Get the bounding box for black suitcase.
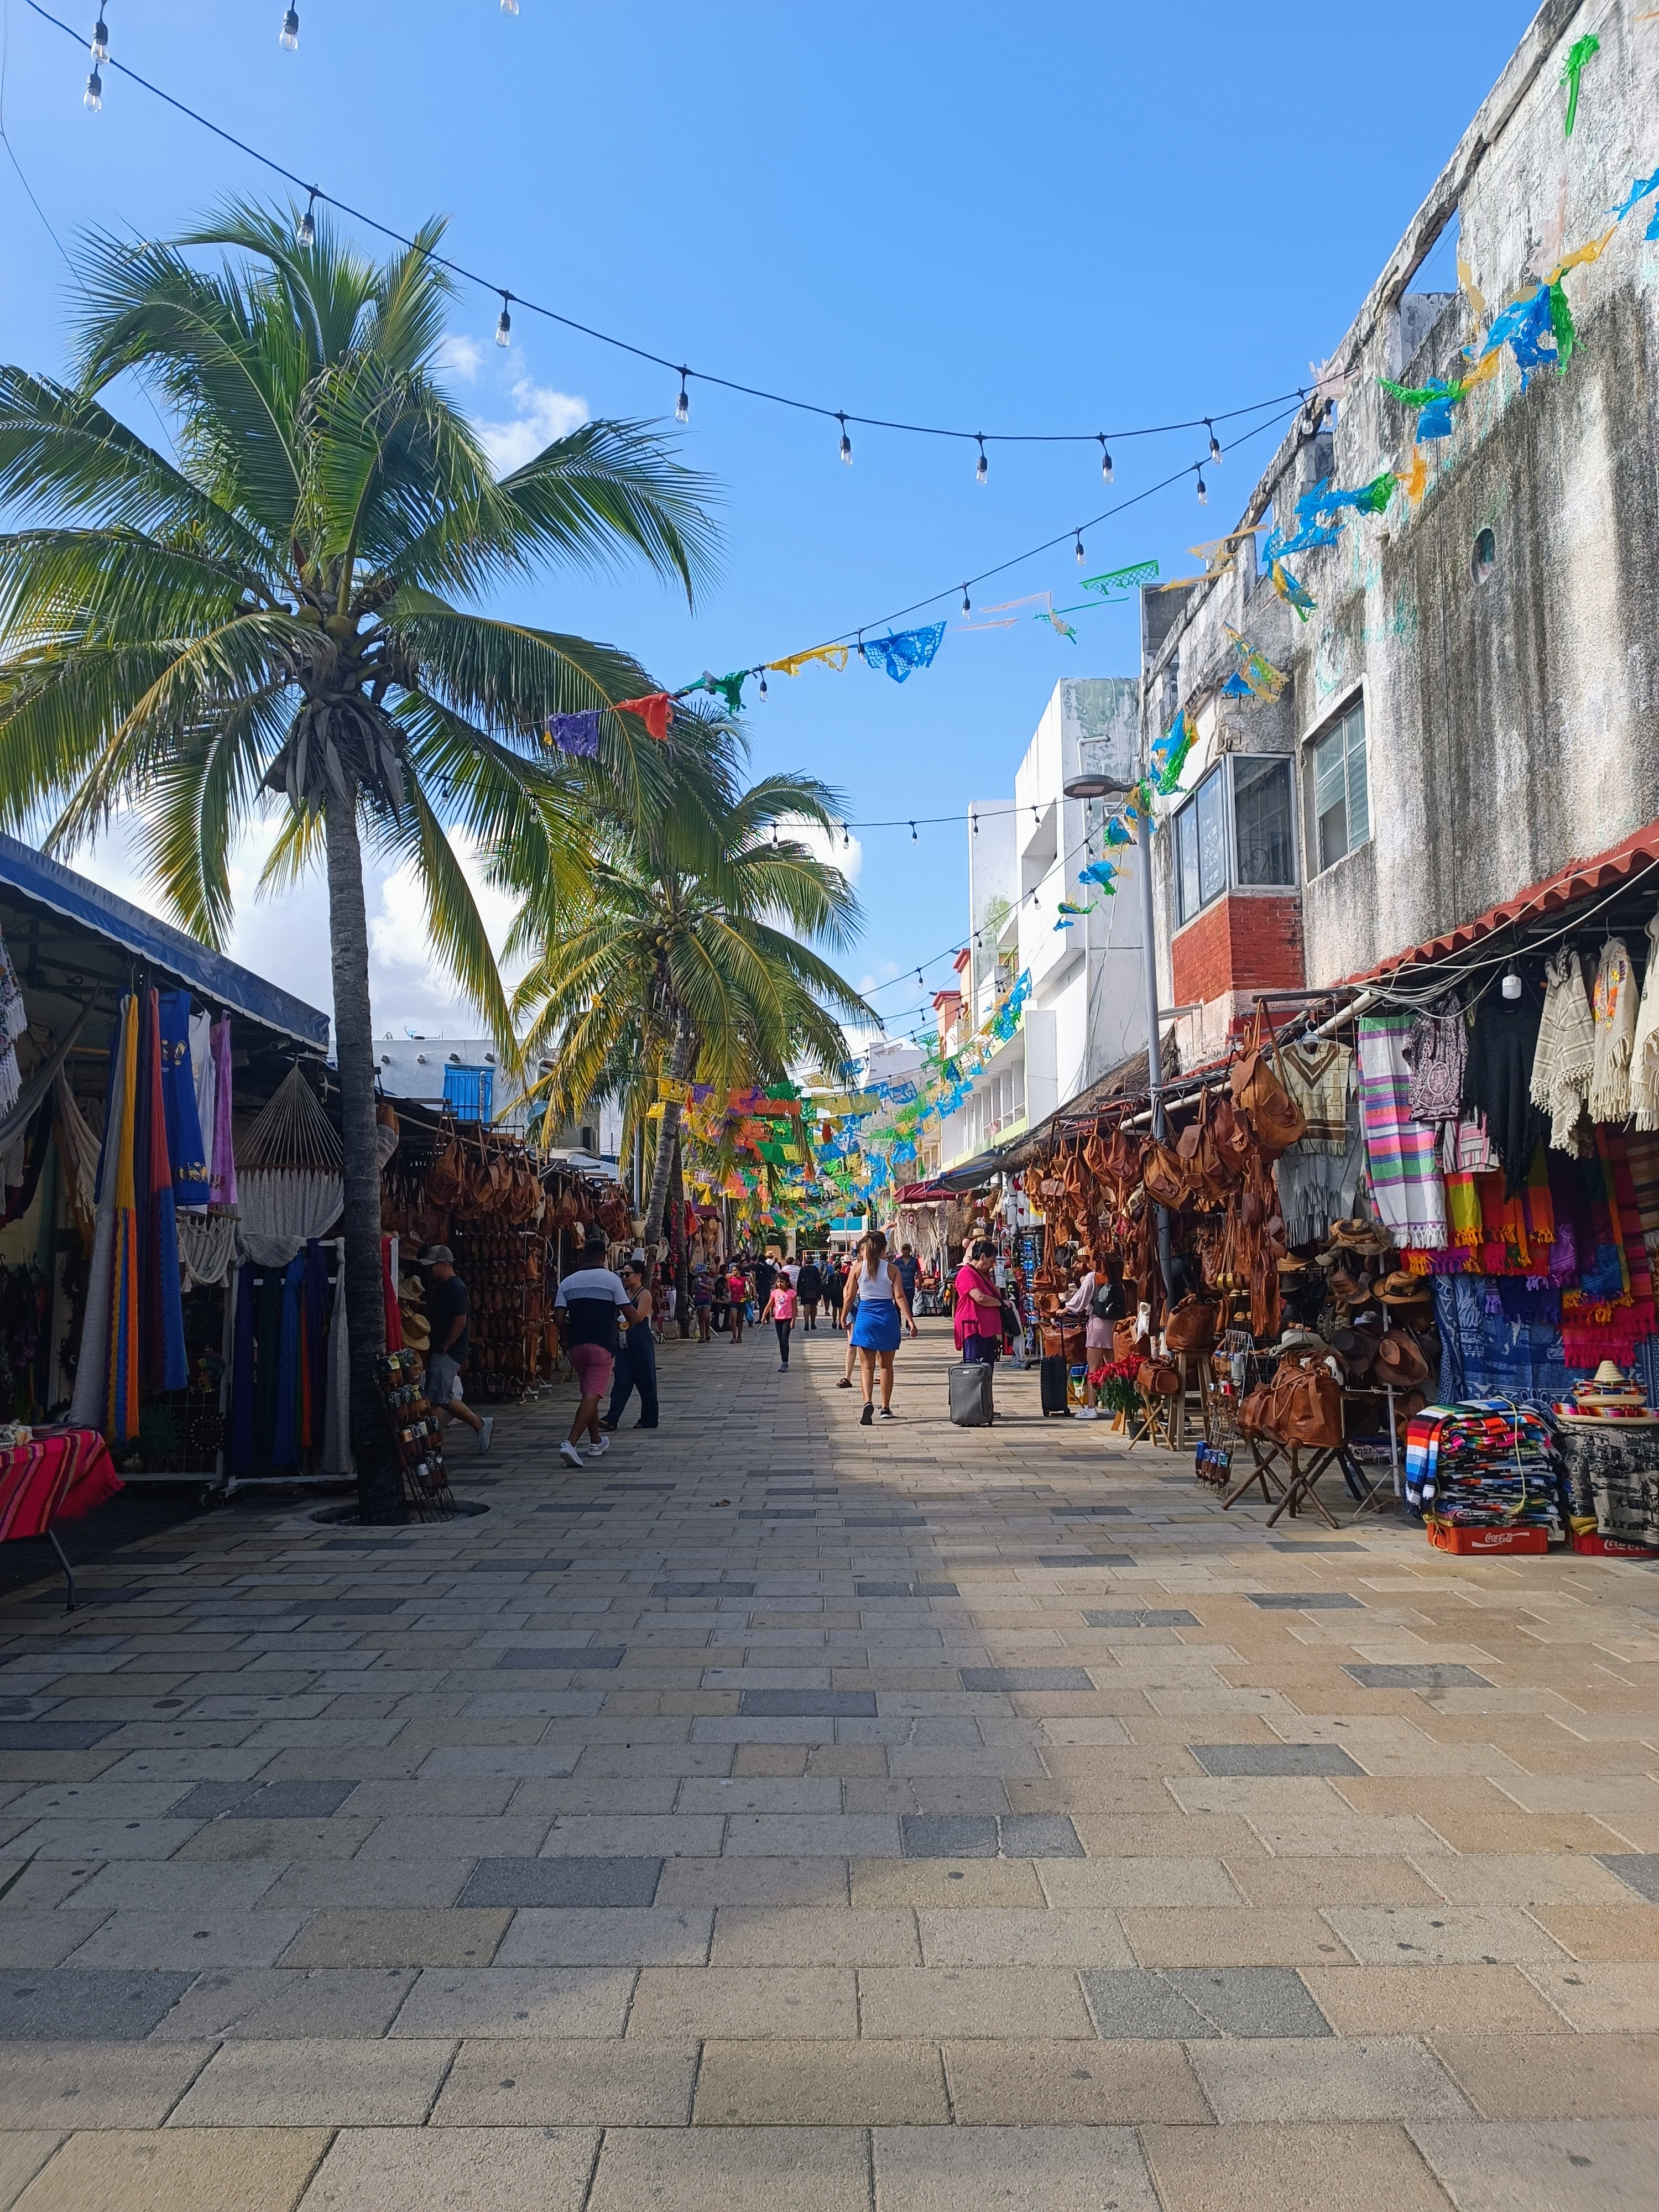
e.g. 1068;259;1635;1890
948;1360;995;1427
1040;1354;1072;1415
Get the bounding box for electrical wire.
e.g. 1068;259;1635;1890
22;0;1312;460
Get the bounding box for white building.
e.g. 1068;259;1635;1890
940;678;1147;1170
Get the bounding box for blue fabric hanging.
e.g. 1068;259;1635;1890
158;989;210;1208
860;623;946;683
271;1253;307;1468
229;1261;257;1473
547;709;601;758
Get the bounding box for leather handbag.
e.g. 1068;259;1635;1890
1267;1353;1343;1448
1137;1357;1181;1399
1164;1293;1219;1353
1141;1140;1190;1210
1231;1004;1308;1159
1042;1316;1088;1361
1239;1382;1274;1436
1113;1317;1147;1363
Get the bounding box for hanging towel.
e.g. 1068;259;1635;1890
1589;938;1639;1125
189;1010;216;1172
1531;948;1594;1153
159;990;211;1209
210;1018;238;1211
1630;912;1659;1130
1357;1012;1449;1249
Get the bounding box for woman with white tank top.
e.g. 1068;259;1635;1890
841;1228;916;1423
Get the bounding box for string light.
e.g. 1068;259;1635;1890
494;293;512;347
843;826;851;848
279;7;299;50
910;821;919;842
1097;435;1113;482
501;0;519;11
675;369;690;424
84;56;102;106
974;435;988;485
88;11;107;59
757;670;768;701
961;586;971;617
1207;418;1223;465
1074;531;1085;565
1195;467;1208;505
971;812;979;835
837;413;852;466
296;188;317;246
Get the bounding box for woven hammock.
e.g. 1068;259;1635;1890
237;1064;343;1266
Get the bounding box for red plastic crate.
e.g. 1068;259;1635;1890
1569;1529;1659;1559
1426;1519;1549;1556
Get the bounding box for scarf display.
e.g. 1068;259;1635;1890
1277;1039;1353;1152
1461;987;1546;1198
1530;948;1595;1154
1402;1002;1465;1124
1589;937;1639;1125
0;925;26;1119
1357;1012;1448;1248
210;1017;237;1211
1624;1128;1659;1256
138;991;188;1395
1559;1129;1656;1366
159;990;211;1209
68;1006;126;1432
1630;913;1659;1130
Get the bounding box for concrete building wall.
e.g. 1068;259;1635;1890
1140;0;1659;1048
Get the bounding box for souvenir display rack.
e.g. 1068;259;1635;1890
374;1347;455;1519
444;1225;555;1401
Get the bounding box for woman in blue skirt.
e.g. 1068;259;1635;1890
841;1228;916;1424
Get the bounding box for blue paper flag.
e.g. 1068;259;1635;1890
860;623;947;684
546;709;601;758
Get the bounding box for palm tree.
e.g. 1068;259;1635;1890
506;733;871;1252
0;200;716;1520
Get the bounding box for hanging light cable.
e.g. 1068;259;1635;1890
961;586;971;618
675;369;690;424
1097;434;1113;483
1206;418;1223;465
296;187;318;246
279;7;299;50
494;293;513;346
1195;465;1208;506
974;435;988;485
837;412;852;466
1074;531;1086;565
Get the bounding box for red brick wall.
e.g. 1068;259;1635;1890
1171;893;1305;1010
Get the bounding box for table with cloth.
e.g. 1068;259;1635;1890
0;1428;124;1609
1552;1423;1659;1545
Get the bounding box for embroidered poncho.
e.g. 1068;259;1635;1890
1589;938;1639;1126
1530;948;1594;1155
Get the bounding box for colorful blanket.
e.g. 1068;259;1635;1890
1358;1013;1448;1248
0;1428;122;1543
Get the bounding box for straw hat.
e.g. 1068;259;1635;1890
1378;1269;1430;1305
398;1272;427;1305
1276;1255;1311;1276
1593;1360;1630;1387
401;1312;431;1350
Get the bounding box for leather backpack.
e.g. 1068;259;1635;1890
1141;1140;1190;1211
1267;1352;1342;1448
1137;1356;1181;1399
1230;1004;1307;1160
1164;1293;1219;1353
1113;1317;1148;1363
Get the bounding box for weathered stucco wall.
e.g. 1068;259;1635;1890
1142;0;1659;1003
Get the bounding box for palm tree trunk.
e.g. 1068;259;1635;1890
324;792;402;1525
670;1132;690;1337
641;1007;693;1250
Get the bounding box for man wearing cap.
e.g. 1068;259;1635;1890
418;1246;494;1455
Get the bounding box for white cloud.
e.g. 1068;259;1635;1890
777;813;862;886
476;377;589;475
858;958;900;993
435;332;484;382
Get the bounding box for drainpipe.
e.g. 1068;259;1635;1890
1142;659;1176;1305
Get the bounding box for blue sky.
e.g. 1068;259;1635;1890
0;0;1538;1039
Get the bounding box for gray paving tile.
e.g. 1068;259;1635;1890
281;1598;409;1616
1051;1505;1131;1516
651;1583;757;1597
1079;1966;1330;2039
1191;1743;1364;1777
1344;1664;1493;1690
856;1583;958;1598
457;1856;663;1908
959;1668;1094;1692
1596;1854;1659;1902
0;1965;195;2038
1084;1609;1200;1627
536;1501;614;1513
465;1558;574;1573
738;1691;878;1717
998;1815;1084;1859
169;1780;260;1819
1248;1591;1365;1609
1079;1968;1219;2038
494;1646;627;1670
1037;1555;1136;1568
0;1722;118;1748
1268;1540;1366;1552
901;1815;999;1858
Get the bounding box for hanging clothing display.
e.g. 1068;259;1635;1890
1630;913;1659;1130
1276;1086;1364;1244
139;990;188;1395
106;994;140;1442
1357;1012;1449;1248
159;990;211;1209
1530;948;1595;1154
189;1009;216;1170
69;1006;127;1432
1589;937;1639;1126
210;1017;237;1211
321;1243;352;1476
1402;1001;1466;1125
0;924;25;1118
176;1212;239;1290
1276;1039;1353;1152
228;1262;257;1473
1460;987;1546;1198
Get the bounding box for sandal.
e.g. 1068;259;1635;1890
836;1378;853;1389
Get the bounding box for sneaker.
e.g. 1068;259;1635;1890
559;1440;584;1469
587;1433;611;1457
878;1407;897;1421
477;1416;495;1453
779;1363;789;1373
860;1403;874;1425
1073;1407;1098;1422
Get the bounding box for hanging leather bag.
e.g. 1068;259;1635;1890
1141;1140;1190;1210
1231;1004;1307;1160
1113;1317;1148;1363
1164;1292;1220;1353
1137;1356;1181;1399
1042;1314;1088;1362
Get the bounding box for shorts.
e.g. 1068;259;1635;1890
426;1352;463;1406
568;1342;615;1396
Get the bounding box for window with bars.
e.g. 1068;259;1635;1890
1310;696;1369;872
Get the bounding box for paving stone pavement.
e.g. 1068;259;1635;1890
1;1319;1657;2209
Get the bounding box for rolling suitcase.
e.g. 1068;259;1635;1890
948;1359;995;1427
1040;1354;1072;1415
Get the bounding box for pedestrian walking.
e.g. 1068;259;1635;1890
953;1238;1005;1366
554;1228;630;1468
709;1254;729;1337
760;1271;799;1369
895;1242;922;1310
416;1245;494;1455
836;1256;858;1389
1063;1251;1125;1418
602;1258;659;1431
752;1252;775;1316
796;1254;824;1329
691;1258;714;1343
843;1227;916;1422
724;1258;748;1343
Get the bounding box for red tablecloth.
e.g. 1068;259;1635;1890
0;1430;123;1542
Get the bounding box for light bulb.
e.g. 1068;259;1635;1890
1074;533;1085;565
495;295;512;346
1196;471;1208;505
501;0;519;11
974;435;988;485
1501;968;1522;1000
1207;418;1222;465
758;671;768;701
843;826;850;848
972;812;979;834
84;64;102;108
280;7;299;50
1098;435;1113;483
961;586;971;617
675;372;690;424
910;821;919;842
90;15;108;60
296;191;317;246
837;413;852;465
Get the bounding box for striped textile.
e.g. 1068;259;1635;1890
0;1429;122;1545
1358;1013;1448;1249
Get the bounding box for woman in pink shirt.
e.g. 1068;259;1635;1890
953;1238;1004;1364
760;1272;799;1370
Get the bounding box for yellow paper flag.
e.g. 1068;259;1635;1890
766;644;849;679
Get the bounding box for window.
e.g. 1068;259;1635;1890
1175;757;1296;925
1310;697;1369;872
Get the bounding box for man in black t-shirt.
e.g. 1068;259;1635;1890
751;1255;775;1314
418;1245;493;1454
